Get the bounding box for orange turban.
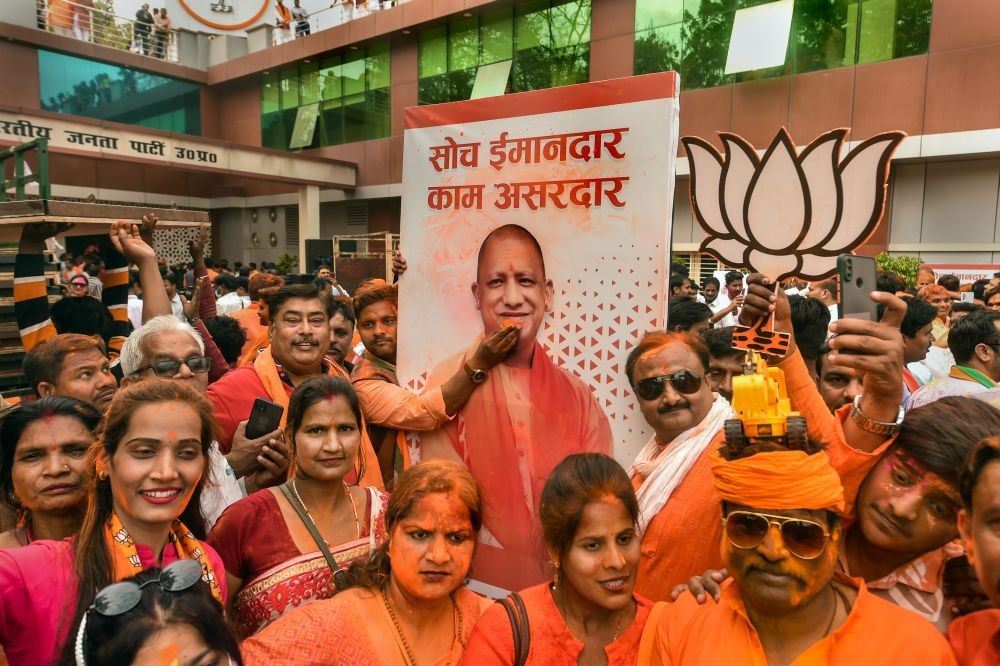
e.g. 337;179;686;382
710;449;845;514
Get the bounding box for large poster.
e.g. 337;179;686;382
397;73;678;592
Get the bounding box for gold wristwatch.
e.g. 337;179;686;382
849;395;903;436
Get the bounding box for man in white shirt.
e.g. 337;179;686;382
214;274;245;315
164;273;187;322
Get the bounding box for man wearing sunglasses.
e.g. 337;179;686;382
641;439;954;664
121;315;288;528
627;329;734;601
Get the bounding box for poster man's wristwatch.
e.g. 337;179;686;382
464;362;488;384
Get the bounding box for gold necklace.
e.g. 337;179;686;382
382;588;464;665
291;478;360;541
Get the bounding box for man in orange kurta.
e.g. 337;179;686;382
420;225;612;591
631;278;907;601
639;438;955;665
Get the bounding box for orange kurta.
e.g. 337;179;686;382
947;609;1000;666
639;575;957;666
632;348;893;601
462;582;653;665
420;342;612;592
241;585;491;666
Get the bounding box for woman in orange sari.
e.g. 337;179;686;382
463;453;654;664
208;375;388;637
241;459;492;665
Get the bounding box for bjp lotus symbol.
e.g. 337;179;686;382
682;128;905;281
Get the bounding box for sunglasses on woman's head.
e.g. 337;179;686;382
75;559;205;666
722;510;831;560
633;370;704;401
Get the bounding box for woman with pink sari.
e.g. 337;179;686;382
208;375;388;637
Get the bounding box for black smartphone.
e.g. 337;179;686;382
837;254;879;321
245;398;284;439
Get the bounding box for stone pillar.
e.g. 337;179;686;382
298;184;320;273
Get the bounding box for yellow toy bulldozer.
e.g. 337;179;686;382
724;349;808;450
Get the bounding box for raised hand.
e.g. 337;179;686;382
109;219;157;265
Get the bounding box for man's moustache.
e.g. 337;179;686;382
657;402;690;414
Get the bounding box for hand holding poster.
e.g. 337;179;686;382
397;73;679;593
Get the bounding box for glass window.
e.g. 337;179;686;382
419;26;448;78
300;62;320;106
261;43;390;150
449;17;480;72
481;8;514;65
38;50;200;135
261;71;280;115
634;0;932;90
319;55;342;101
635;0;682;32
418;1;590;105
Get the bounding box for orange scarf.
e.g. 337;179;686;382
105;512;222;602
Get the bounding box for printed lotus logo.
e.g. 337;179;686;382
682;128;905;280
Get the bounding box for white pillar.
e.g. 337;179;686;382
298;184;320;273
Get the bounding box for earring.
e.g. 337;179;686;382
552;561;560;589
98;471;108;481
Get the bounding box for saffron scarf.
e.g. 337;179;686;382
105;512;223;602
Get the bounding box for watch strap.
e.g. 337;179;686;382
849;395;902;436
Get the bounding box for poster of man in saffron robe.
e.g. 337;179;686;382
397;72;679;594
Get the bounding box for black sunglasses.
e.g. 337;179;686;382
633;370;704;401
75;559;204;665
723;510;831;560
133;356;212;378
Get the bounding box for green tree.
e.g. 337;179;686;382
875;252;922;288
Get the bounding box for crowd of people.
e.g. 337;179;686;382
0;216;997;665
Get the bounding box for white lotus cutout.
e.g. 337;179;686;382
682;128;905;281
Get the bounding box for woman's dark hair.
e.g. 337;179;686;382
539;453;639;557
0;397;101;510
895;396;1000;488
346;460;482;591
286;375;364;482
77;567;242;666
61;380;217;664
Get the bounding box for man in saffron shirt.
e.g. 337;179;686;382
640;438;956;665
420;224;612;591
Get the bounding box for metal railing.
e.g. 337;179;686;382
1;139;51;201
36;0;180;62
275;0;411;45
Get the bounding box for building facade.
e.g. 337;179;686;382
2;0;1000;276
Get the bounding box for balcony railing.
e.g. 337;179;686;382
36;0;180;62
273;0;411;46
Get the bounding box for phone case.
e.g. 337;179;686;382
838;254;879;321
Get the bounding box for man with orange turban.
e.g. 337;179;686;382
639;438;957;665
